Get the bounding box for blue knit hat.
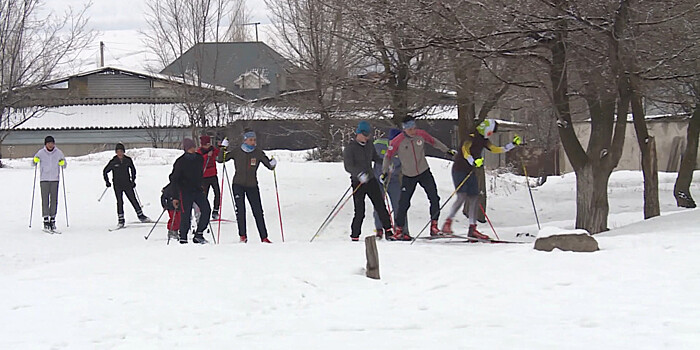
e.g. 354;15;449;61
388;128;401;140
356;120;371;135
243;130;256;140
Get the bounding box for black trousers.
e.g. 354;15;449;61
179;189;211;238
233;184;268;239
351;178;392;238
395;169;441;227
114;184;142;217
202;176;221;212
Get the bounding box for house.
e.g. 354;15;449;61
1;67;245;158
559;114;700;173
160;42;302;101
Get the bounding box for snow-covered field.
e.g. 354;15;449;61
1;148;699;349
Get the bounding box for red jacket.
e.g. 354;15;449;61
197;146;220;178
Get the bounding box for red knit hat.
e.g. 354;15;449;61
200;135;211;145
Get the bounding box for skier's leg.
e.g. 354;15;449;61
179;191;193;241
114;186;125;223
447;193;468;220
193;190;211;233
418;170;441;221
124;187;143;217
233;184;247;237
371;182;385;232
211;175;221;216
466;195;479;226
350;182;367;239
395;175;419;227
367;179;392;230
48;181;59;219
246;186;269;240
40;181;50;218
387;179;407;233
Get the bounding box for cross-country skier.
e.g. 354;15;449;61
217;129;276;243
381;116;456;240
103;143;150;228
372;128;407;239
33;136;66;232
197;135;222;220
161;181;180;241
440;119;521;239
344;121;394;242
169;138;211;244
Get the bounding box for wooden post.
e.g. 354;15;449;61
365;236;380;280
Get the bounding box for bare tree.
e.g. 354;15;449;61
0;0;93;150
225;0;250;42
265;0;365;160
143;0;235;134
138;105;185;148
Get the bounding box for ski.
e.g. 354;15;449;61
417;234;468;240
43;228;62;234
458;237;528;244
109;226;127;232
211;218;235;223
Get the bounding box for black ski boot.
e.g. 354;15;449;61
193;232;209;244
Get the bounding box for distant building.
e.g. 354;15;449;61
1;67;245;158
160;42;302;101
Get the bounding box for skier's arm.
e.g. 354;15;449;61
415;129;450;153
57;149;67;167
343;146;361;179
382;135;403;174
260;151;273;170
129;158;137;182
169;160;181;193
102;160;113;182
485;140;506;154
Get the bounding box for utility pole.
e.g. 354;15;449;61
243;22;261;42
99;41;105;67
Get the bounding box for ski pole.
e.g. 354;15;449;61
411;170;473;244
29;165;38;228
272;162;285;242
309;185;351;242
97;187;109;202
522;163;541;230
217;169;225;244
479;204;500;240
309;184;354;242
61;167;69;227
382;175;394;228
222;163;237;218
312;183;363;242
144;208;167;240
208;221;217;244
134;188;144;208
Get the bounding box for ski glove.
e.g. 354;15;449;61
357;172;370;184
269;158;277;169
467;155;484;167
513;135;522;145
220;138;229;148
58;159;66;167
380;173;389;184
106;181;111;188
33;157;40;166
446;149;458;157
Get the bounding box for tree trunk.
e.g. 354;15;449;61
674;107;699;208
575;164;612;233
631;83;660;219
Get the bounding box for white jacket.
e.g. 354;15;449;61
34;147;66;181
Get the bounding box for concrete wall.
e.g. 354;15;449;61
559;120;700;173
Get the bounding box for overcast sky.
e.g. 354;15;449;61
51;0;271;32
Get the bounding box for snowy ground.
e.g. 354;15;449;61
1;148;699;349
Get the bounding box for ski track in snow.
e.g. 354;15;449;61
1;148;699;349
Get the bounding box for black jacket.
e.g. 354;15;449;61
103;155;136;187
161;182;179;210
218;146;272;187
169;152;204;194
343;139;382;182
